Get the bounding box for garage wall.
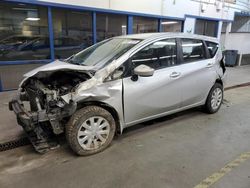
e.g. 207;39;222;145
35;0;247;21
0;64;43;90
38;0;110;9
110;0;162;16
221;33;250;54
1;0;249;91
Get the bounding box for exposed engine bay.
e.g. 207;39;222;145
22;71;92;109
10;70;93;153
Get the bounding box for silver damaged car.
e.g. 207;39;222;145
9;33;226;155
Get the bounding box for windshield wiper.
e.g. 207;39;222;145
69;60;82;65
65;55;75;62
65;55;83;65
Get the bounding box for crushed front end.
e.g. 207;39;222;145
9;70;92;153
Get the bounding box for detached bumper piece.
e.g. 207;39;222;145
9;99;59;154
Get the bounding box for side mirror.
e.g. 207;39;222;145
134;64;155;77
111;66;124;80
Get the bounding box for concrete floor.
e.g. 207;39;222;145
0;90;25;142
0;86;250;188
226;65;250;87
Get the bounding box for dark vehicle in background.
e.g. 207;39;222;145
0;35;91;60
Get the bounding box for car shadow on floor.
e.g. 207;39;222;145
120;98;231;139
59;107;204;156
12;103;227;156
119;107;204;139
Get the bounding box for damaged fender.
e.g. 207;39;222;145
61;62;125;132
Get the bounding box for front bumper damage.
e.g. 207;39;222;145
9;91;77;153
9;61;123;153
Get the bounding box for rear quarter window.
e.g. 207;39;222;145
205;41;219;58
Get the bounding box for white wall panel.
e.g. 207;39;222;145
38;0;110;9
33;0;250;56
37;0;248;21
217;21;223;39
221;33;250;54
162;0;200;18
183;17;196;34
110;0;162;15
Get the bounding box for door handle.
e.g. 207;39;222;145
170;72;181;78
206;63;213;68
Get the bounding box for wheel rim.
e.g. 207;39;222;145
77;116;110;150
211;88;223;110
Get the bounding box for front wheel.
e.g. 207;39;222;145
66;106;116;156
204;83;223;114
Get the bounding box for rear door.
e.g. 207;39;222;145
177;38;217;107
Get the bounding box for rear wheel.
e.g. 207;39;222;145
204;83;223;114
66;106;116;156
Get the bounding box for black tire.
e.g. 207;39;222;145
204;83;223;114
66;106;116;156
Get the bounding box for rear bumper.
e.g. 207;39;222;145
221;71;227;89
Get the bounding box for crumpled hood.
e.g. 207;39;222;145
24;60;96;78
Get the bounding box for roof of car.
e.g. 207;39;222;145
116;32;218;43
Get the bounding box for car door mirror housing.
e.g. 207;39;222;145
133;64;155;77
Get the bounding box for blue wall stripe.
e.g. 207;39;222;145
48;6;55;61
235;11;250;17
0;60;51;66
127;16;133;34
193;18;219;37
1;88;18;92
0;76;3;92
92;12;97;44
181;21;184;32
158;19;162;32
214;21;219;37
185;14;233;22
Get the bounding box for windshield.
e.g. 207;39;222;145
66;38;141;66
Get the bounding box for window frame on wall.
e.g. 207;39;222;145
0;2;51;62
96;12;127;42
231;14;250;33
0;1;185;66
160;19;183;33
51;7;93;59
194;19;219;37
133;16;158;34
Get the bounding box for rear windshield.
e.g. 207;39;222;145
205;41;219;58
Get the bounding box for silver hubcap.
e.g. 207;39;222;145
77;116;110;150
211;88;223;110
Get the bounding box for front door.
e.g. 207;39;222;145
123;38;182;125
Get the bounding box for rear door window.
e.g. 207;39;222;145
181;38;206;63
205;41;219;58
